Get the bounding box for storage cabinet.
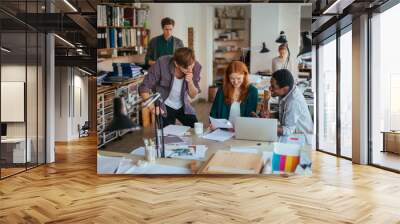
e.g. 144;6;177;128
97;78;143;148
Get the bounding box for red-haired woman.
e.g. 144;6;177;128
209;61;258;130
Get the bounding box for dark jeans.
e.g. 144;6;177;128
163;105;198;128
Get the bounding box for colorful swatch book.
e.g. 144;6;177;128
272;153;300;173
271;143;301;173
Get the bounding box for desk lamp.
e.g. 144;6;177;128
104;97;135;132
105;94;166;158
241;42;270;65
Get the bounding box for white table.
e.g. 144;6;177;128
1;138;32;163
97;131;312;175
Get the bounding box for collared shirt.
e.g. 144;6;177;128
156;35;174;59
145;35;184;65
139;55;202;115
279;86;314;144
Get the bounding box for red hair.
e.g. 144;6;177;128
223;61;249;104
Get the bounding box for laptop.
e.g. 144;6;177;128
235;117;278;142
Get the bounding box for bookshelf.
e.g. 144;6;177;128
97;3;149;148
97;4;150;59
97;77;143;148
213;6;250;86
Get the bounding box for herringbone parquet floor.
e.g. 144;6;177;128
1;136;400;224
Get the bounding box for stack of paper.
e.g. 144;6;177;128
98;153;192;174
125;163;191;174
116;157;136;174
210;117;233;129
163;125;191;137
97;154;123;174
201;129;234;142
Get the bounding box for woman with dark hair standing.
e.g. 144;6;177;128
209;61;258;130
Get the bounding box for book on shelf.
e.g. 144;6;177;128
97;4;148;28
136;9;147;27
97;27;149;50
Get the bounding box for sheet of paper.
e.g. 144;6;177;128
131;145;207;160
124;163;191;174
262;151;273;163
130;146;145;156
165;145;208;160
97;154;123;174
262;151;273;174
164;136;186;145
210;117;233;129
201;129;234;142
116;157;136;174
163;125;191;137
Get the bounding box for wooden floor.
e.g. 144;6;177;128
0;136;399;223
372;151;400;171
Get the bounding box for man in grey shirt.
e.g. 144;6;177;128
261;69;313;144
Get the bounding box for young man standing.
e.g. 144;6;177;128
139;47;201;128
145;17;184;67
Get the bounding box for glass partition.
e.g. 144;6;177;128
0;0;46;179
370;3;400;171
339;29;352;158
317;37;337;155
0;25;28;178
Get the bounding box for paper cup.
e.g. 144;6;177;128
194;122;203;135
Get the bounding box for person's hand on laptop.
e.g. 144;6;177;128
259;110;270;118
257;104;271;118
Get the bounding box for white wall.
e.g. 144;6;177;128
72;74;89;138
55;67;89;141
279;4;301;72
55;67;69;141
250;4;279;73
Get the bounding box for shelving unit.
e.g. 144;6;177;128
97;77;144;148
213;6;250;86
97;3;150;60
